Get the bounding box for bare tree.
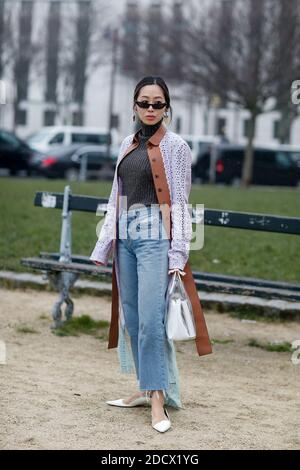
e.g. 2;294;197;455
71;0;92;124
0;0;15;79
120;0;142;79
163;1;185;83
141;1;166;75
45;0;61;106
0;1;46;130
184;0;287;187
13;0;34;129
58;0;112;125
1;0;120;129
0;0;4;79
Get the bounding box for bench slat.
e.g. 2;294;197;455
20;257;111;277
34;191;108;213
38;251;300;293
33;192;300;235
20;256;300;302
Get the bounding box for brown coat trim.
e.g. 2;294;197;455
108;123;212;357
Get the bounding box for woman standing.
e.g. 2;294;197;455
90;76;212;433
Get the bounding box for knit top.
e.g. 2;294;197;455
117;118;164;210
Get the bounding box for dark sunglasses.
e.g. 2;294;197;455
135;100;167;110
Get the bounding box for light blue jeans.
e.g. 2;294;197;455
117;204;171;392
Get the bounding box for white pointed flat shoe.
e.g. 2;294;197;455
106;396;150;408
152;407;171;433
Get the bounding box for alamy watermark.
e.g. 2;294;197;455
291;80;300;105
291;339;300;365
94;199;205;251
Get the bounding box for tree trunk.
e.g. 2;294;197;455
241;111;257;187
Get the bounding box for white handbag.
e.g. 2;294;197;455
165;271;196;341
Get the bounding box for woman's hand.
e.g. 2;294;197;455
93;261;104;266
168;268;186;276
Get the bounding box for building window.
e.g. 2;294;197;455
273;119;280;139
72;110;84;126
110;113;119;129
16;108;27;125
217;117;227;136
44;110;56;126
175;116;181;133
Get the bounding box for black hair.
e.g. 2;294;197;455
133;75;173;125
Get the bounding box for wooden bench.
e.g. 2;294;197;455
20;185;300;328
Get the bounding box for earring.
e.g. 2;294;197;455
164;111;169;118
133;114;136;121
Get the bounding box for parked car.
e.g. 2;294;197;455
192;155;208;183
26;126;119;153
34;143;118;180
195;144;300;187
0;128;43;176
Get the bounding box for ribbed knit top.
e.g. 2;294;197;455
117;118;163;210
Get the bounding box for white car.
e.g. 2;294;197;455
26;126;119;153
180;134;221;165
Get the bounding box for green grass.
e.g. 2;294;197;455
52;314;109;337
228;307;279;322
189;184;300;282
211;338;234;345
247;338;293;352
16;325;39;334
0;177;299;283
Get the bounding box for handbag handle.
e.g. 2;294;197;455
168;268;186;277
167;270;184;299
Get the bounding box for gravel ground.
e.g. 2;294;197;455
1;287;299;450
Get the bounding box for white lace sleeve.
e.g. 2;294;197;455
89;136;131;265
168;141;193;271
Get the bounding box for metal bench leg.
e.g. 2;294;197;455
47;271;79;328
45;185;81;328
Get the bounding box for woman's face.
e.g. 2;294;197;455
134;84;167;126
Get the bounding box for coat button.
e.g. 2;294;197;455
152;158;156;162
158;188;162;192
155;174;159;178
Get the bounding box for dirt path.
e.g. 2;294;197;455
0;287;299;450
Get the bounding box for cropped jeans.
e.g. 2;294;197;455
116;204;171;393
